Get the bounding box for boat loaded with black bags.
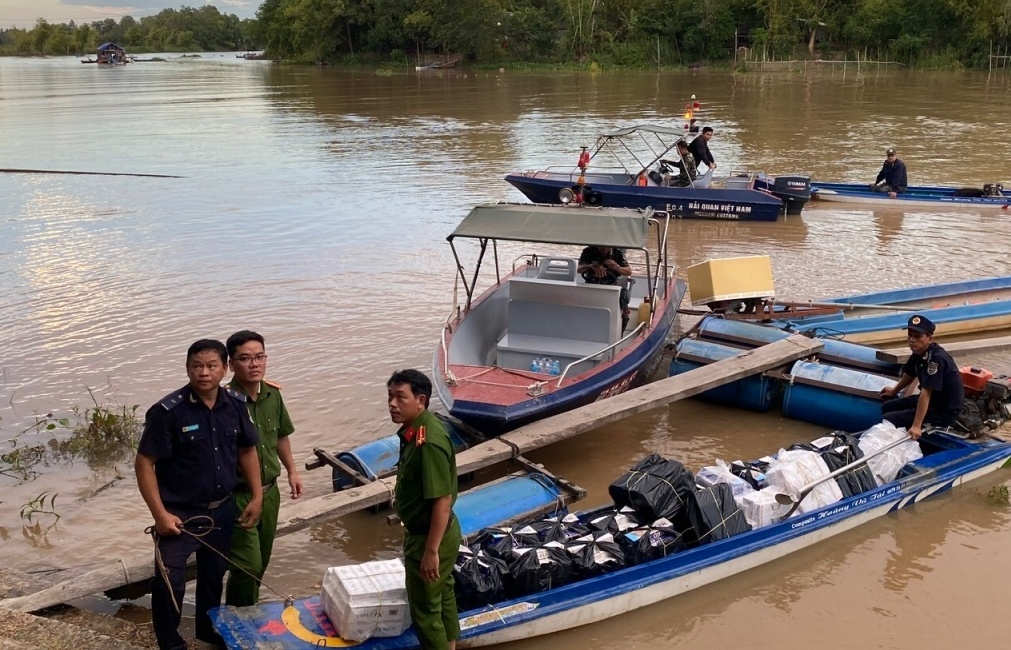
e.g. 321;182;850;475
210;374;1011;648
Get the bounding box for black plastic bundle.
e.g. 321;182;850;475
582;506;641;535
478;527;541;561
729;459;771;490
513;515;590;544
617;518;688;565
565;532;625;578
454;551;510;612
455;544;475;567
608;454;696;521
508;543;574;595
685;483;751;545
817;433;877;497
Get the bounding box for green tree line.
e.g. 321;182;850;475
2;0;1010;67
0;5;255;55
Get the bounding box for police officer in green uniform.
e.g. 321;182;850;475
388;369;461;650
225;330;304;606
136;339;262;649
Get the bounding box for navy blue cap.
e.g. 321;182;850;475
906;314;935;335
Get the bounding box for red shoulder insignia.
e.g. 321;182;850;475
416;425;426;446
264;379;283;391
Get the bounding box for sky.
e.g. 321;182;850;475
0;0;258;28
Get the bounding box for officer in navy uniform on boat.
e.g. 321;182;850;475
135;339;262;650
879;315;965;440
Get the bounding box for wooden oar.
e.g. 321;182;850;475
0;168;183;179
774;299;917;312
774;437;911;513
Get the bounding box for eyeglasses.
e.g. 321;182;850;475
233;354;268;365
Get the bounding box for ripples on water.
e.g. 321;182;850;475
3;56;1011;646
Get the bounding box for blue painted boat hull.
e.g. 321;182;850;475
812;181;1010;209
505;174;784;222
773;297;1011;344
781;360;896;432
210;432;1011;649
670;338;777;411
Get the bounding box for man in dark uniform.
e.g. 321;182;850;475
879;315;964;440
687;126;717;172
389;369;461;650
135;339;262;649
871;147;908;198
225;330;303;607
578;244;633;331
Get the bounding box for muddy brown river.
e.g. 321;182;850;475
2;55;1011;647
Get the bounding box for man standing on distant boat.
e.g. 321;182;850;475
390;369;461;650
688;126;717;172
225;330;303;607
879;315;964;440
871;147;908;198
579;244;633;331
136;339;262;649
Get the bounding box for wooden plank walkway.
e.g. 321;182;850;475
0;334;822;614
876;334;1011;364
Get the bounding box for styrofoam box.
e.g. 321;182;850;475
321;559;412;641
325;561;408;607
324;592;410;641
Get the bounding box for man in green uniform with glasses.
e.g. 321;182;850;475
224;330;304;606
388;369;461;650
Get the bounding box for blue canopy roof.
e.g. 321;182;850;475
97;42;124;51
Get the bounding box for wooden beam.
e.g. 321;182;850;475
877;334;1011;364
0;335;821;614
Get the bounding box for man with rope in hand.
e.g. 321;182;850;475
136;339;262;649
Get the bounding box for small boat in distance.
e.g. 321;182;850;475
81;42;131;65
434;202;686;436
415;54;462;70
812;181;1009;209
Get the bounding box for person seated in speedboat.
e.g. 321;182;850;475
577;245;632;332
879;314;964;440
870;147;908;198
659;140;698;188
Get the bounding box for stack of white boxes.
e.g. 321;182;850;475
320;559;412;641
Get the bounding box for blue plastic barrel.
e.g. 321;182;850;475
670;338;776;411
781;360;895;432
456;473;565;537
696;317;900;375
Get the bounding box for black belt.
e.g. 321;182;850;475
204;494;232;510
235;478;277;493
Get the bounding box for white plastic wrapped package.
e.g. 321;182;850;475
765;448;843;515
737;487;790;529
858;421;923;485
695;459;756;499
320;559;411;641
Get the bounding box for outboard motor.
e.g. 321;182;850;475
770;175;812;215
983;183;1005;197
